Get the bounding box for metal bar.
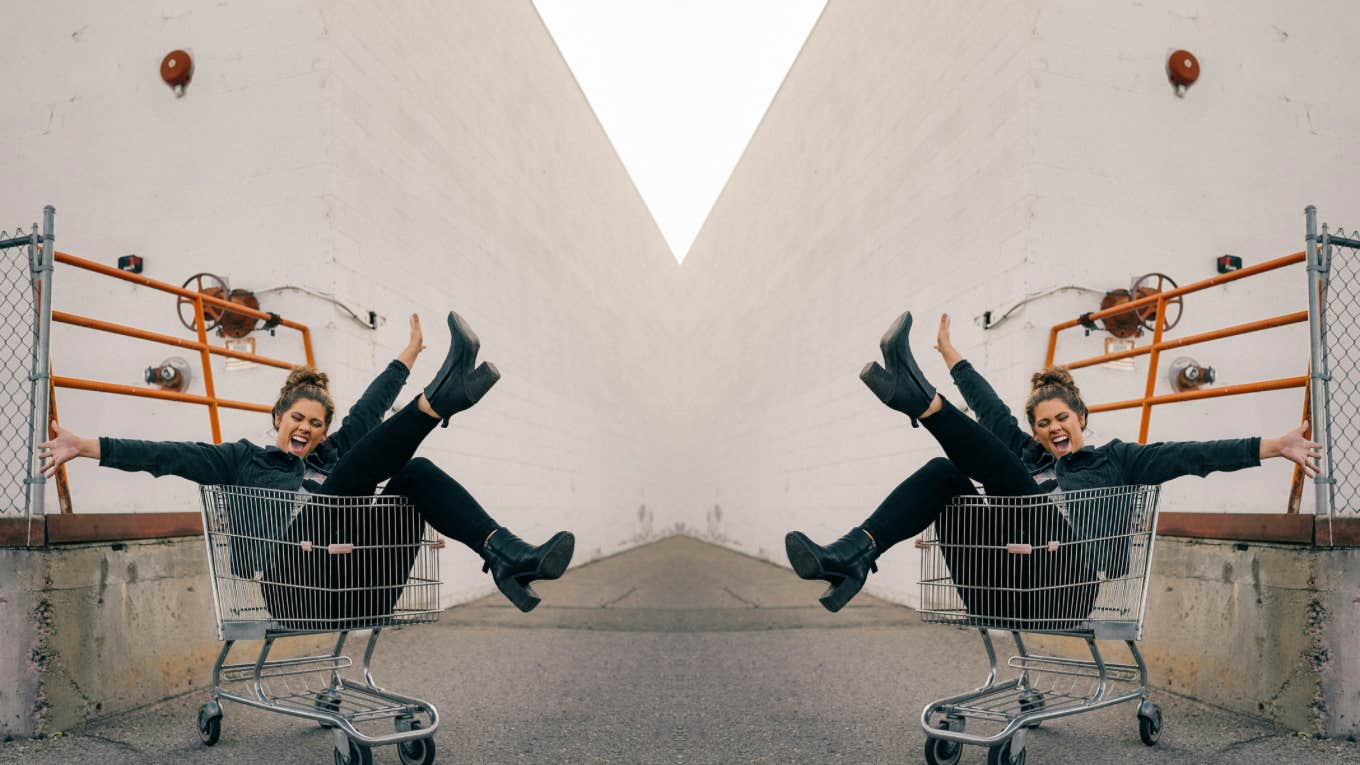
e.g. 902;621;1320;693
301;326;315;367
0;235;33;249
53;310;297;370
1326;235;1360;249
29;208;56;534
53;375;271;412
1063;311;1308;371
1305;206;1333;525
52;251;308;330
1088;376;1307;413
1045;326;1059;367
1287;360;1312;514
193;297;223;442
1051;251;1305;331
47;376;72;513
1137;295;1167;442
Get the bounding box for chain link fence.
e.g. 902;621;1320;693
0;208;53;531
1309;207;1360;518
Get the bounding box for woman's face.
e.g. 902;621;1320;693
1031;398;1086;459
274;399;329;458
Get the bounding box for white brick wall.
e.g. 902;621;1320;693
0;0;679;606
680;0;1360;607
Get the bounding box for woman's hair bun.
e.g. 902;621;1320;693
283;366;329;393
1030;366;1077;394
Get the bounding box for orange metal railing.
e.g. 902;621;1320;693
1045;251;1308;444
50;251;314;445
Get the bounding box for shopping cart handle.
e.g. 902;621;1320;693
298;541;354;554
1005;541;1063;554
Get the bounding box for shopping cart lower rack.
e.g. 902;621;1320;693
916;485;1164;765
197;485;444;765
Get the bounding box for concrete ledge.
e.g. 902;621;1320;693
1023;536;1359;736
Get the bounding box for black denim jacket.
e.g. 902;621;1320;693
950;359;1260;491
99;359;411;490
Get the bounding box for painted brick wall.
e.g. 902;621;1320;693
679;0;1360;608
0;0;680;607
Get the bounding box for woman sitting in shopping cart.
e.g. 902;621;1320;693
38;311;573;613
785;311;1321;612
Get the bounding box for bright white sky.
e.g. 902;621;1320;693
533;0;826;263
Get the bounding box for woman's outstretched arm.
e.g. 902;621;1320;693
935;313;1037;460
324;314;423;456
1110;423;1321;485
39;423;252;484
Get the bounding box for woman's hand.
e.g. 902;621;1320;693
396;314;426;371
1262;422;1323;477
934;313;964;371
37;423;96;478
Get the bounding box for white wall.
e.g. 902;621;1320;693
680;0;1360;607
0;0;680;606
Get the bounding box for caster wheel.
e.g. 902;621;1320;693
397;721;437;765
316;689;342;729
1138;702;1163;746
196;703;222;746
925;716;963;765
987;737;1026;765
1019;689;1045;728
334;738;373;765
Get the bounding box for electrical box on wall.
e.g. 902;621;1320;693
1217;255;1242;273
118;255;143;273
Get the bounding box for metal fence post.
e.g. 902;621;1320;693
1304;206;1333;536
27;206;54;535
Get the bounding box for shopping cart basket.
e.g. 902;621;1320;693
917;484;1163;765
196;485;444;765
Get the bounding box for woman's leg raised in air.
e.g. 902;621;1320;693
318;310;500;497
786;457;975;612
385;458;575;613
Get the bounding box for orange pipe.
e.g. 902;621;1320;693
53;311;297;370
301;326;315;367
1138;296;1167;441
193;297;223;442
53;376;272;413
1051;251;1305;331
1063;311;1309;371
53;251;308;330
1088;376;1307;414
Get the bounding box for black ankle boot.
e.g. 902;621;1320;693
784;529;877;613
859;310;937;427
424;311;501;427
481;529;575;613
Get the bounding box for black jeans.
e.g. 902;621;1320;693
860;398;1095;629
264;398;499;629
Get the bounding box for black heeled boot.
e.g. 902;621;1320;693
859;310;937;427
784;529;878;613
481;529;575;613
424;311;501;427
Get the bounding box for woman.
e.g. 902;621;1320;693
38;311;573;614
786;311;1320;613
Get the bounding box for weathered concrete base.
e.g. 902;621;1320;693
0;538;334;738
1022;537;1359;737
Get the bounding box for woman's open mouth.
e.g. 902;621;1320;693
1051;435;1071;454
288;435;310;454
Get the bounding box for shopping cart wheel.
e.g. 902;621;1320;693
924;716;963;765
316;689;342;728
397;720;437;765
334;737;373;765
986;735;1026;765
1137;701;1163;746
196;701;222;746
1019;689;1045;728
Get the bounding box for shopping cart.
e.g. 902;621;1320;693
196;485;444;765
916;485;1163;765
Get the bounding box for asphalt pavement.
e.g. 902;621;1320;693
2;535;1355;764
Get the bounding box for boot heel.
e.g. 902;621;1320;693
536;531;575;580
496;577;542;613
784;532;823;579
819;577;864;613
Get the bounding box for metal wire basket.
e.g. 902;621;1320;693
917;484;1161;640
199;484;442;639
